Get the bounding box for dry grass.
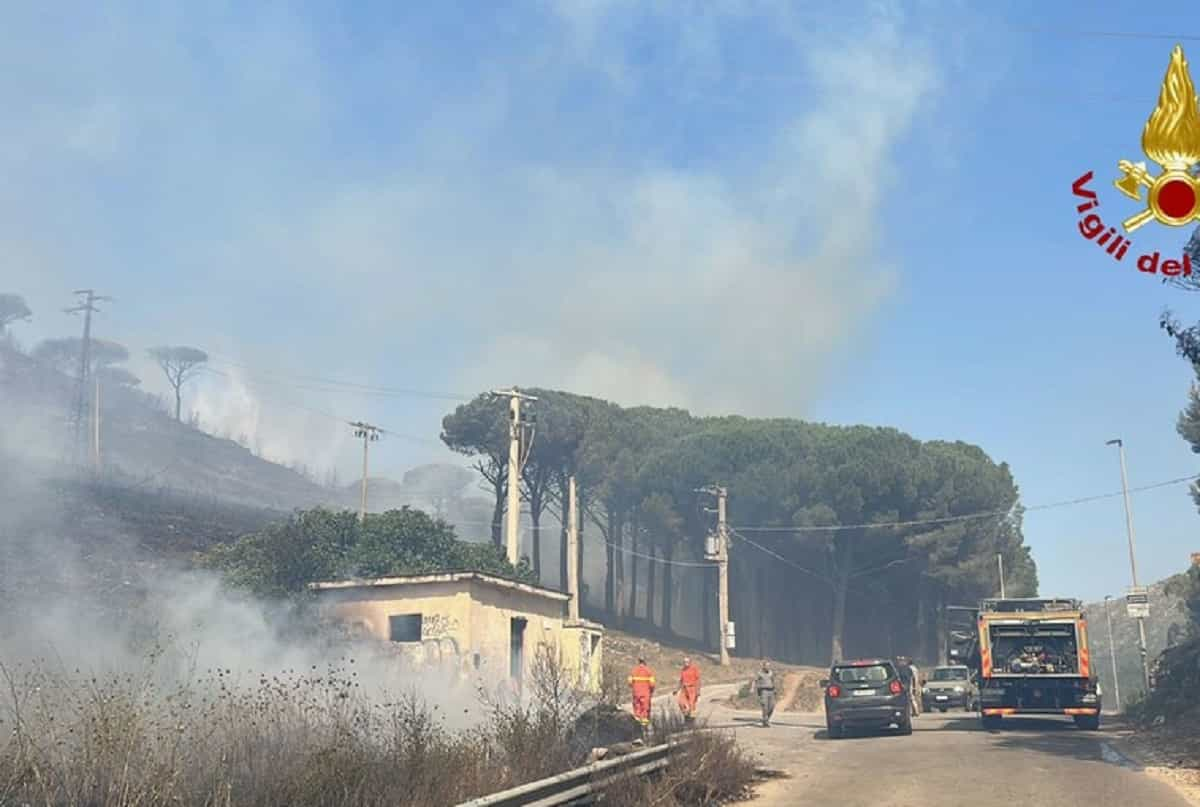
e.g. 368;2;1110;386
0;643;595;807
602;629;805;687
600;726;758;806
726;669;827;713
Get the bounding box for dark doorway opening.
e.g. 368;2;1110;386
510;617;527;685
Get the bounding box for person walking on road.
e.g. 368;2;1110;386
675;657;701;723
896;656;920;717
754;662;776;727
628;656;656;729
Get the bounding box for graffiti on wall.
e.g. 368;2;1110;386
420;613;459;641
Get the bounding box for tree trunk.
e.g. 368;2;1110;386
530;488;543;582
629;515;639;621
662;541;675;636
490;480;505;549
830;538;855;664
612;508;625;627
916;586;928;664
703;565;715;650
604;506;615;617
936;586;948;666
756;563;767;660
173;384;182;421
646;542;657;626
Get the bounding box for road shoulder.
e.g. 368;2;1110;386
1104;717;1200;807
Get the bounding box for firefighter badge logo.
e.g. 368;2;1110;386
1114;45;1200;232
1072;45;1200;278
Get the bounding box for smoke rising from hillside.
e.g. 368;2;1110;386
0;395;481;733
0;1;952;454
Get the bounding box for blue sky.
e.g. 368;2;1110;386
4;1;1200;602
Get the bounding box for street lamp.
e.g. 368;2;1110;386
1103;595;1122;712
1106;438;1151;690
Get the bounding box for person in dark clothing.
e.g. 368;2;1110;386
895;656;919;717
754;663;776;727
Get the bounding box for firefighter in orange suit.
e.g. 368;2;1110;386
675;657;700;722
628;656;656;727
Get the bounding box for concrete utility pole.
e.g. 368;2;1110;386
350;421;383;523
1104;595;1122;712
997;554;1006;598
717;487;730;666
1107;438;1151;691
491;388;538;566
65;289;111;465
697;484;731;666
567;474;580;621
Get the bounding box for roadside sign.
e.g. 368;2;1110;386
1126;587;1150;618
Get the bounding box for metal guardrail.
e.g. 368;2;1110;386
455;736;694;807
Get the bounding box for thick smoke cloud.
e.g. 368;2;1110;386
0;1;951;479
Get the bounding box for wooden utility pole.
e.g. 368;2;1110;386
64;289;111;465
567;474;580;621
490;388;538;566
349;421;382;522
698;484;732;666
997;554;1006;598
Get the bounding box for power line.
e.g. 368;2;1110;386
536;483;713;569
199;366;442;445
203;352;471;402
727;528;879;597
603;539;715;569
730;473;1200;533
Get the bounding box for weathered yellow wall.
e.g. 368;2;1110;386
467;580;565;685
560;624;604;694
314;578;602;693
314;582;475;670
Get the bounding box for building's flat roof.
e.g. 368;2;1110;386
308;571;571;602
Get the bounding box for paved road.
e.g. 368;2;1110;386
682;694;1194;807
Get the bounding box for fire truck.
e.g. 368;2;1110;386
958;597;1102;730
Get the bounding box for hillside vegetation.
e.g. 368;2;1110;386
1085;578;1189;706
4;309;1045;677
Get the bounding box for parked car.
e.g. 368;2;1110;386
821;658;913;739
920;664;978;712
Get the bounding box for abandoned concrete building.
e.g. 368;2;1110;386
309;571;604;693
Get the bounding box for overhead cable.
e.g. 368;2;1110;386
730;474;1200;533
